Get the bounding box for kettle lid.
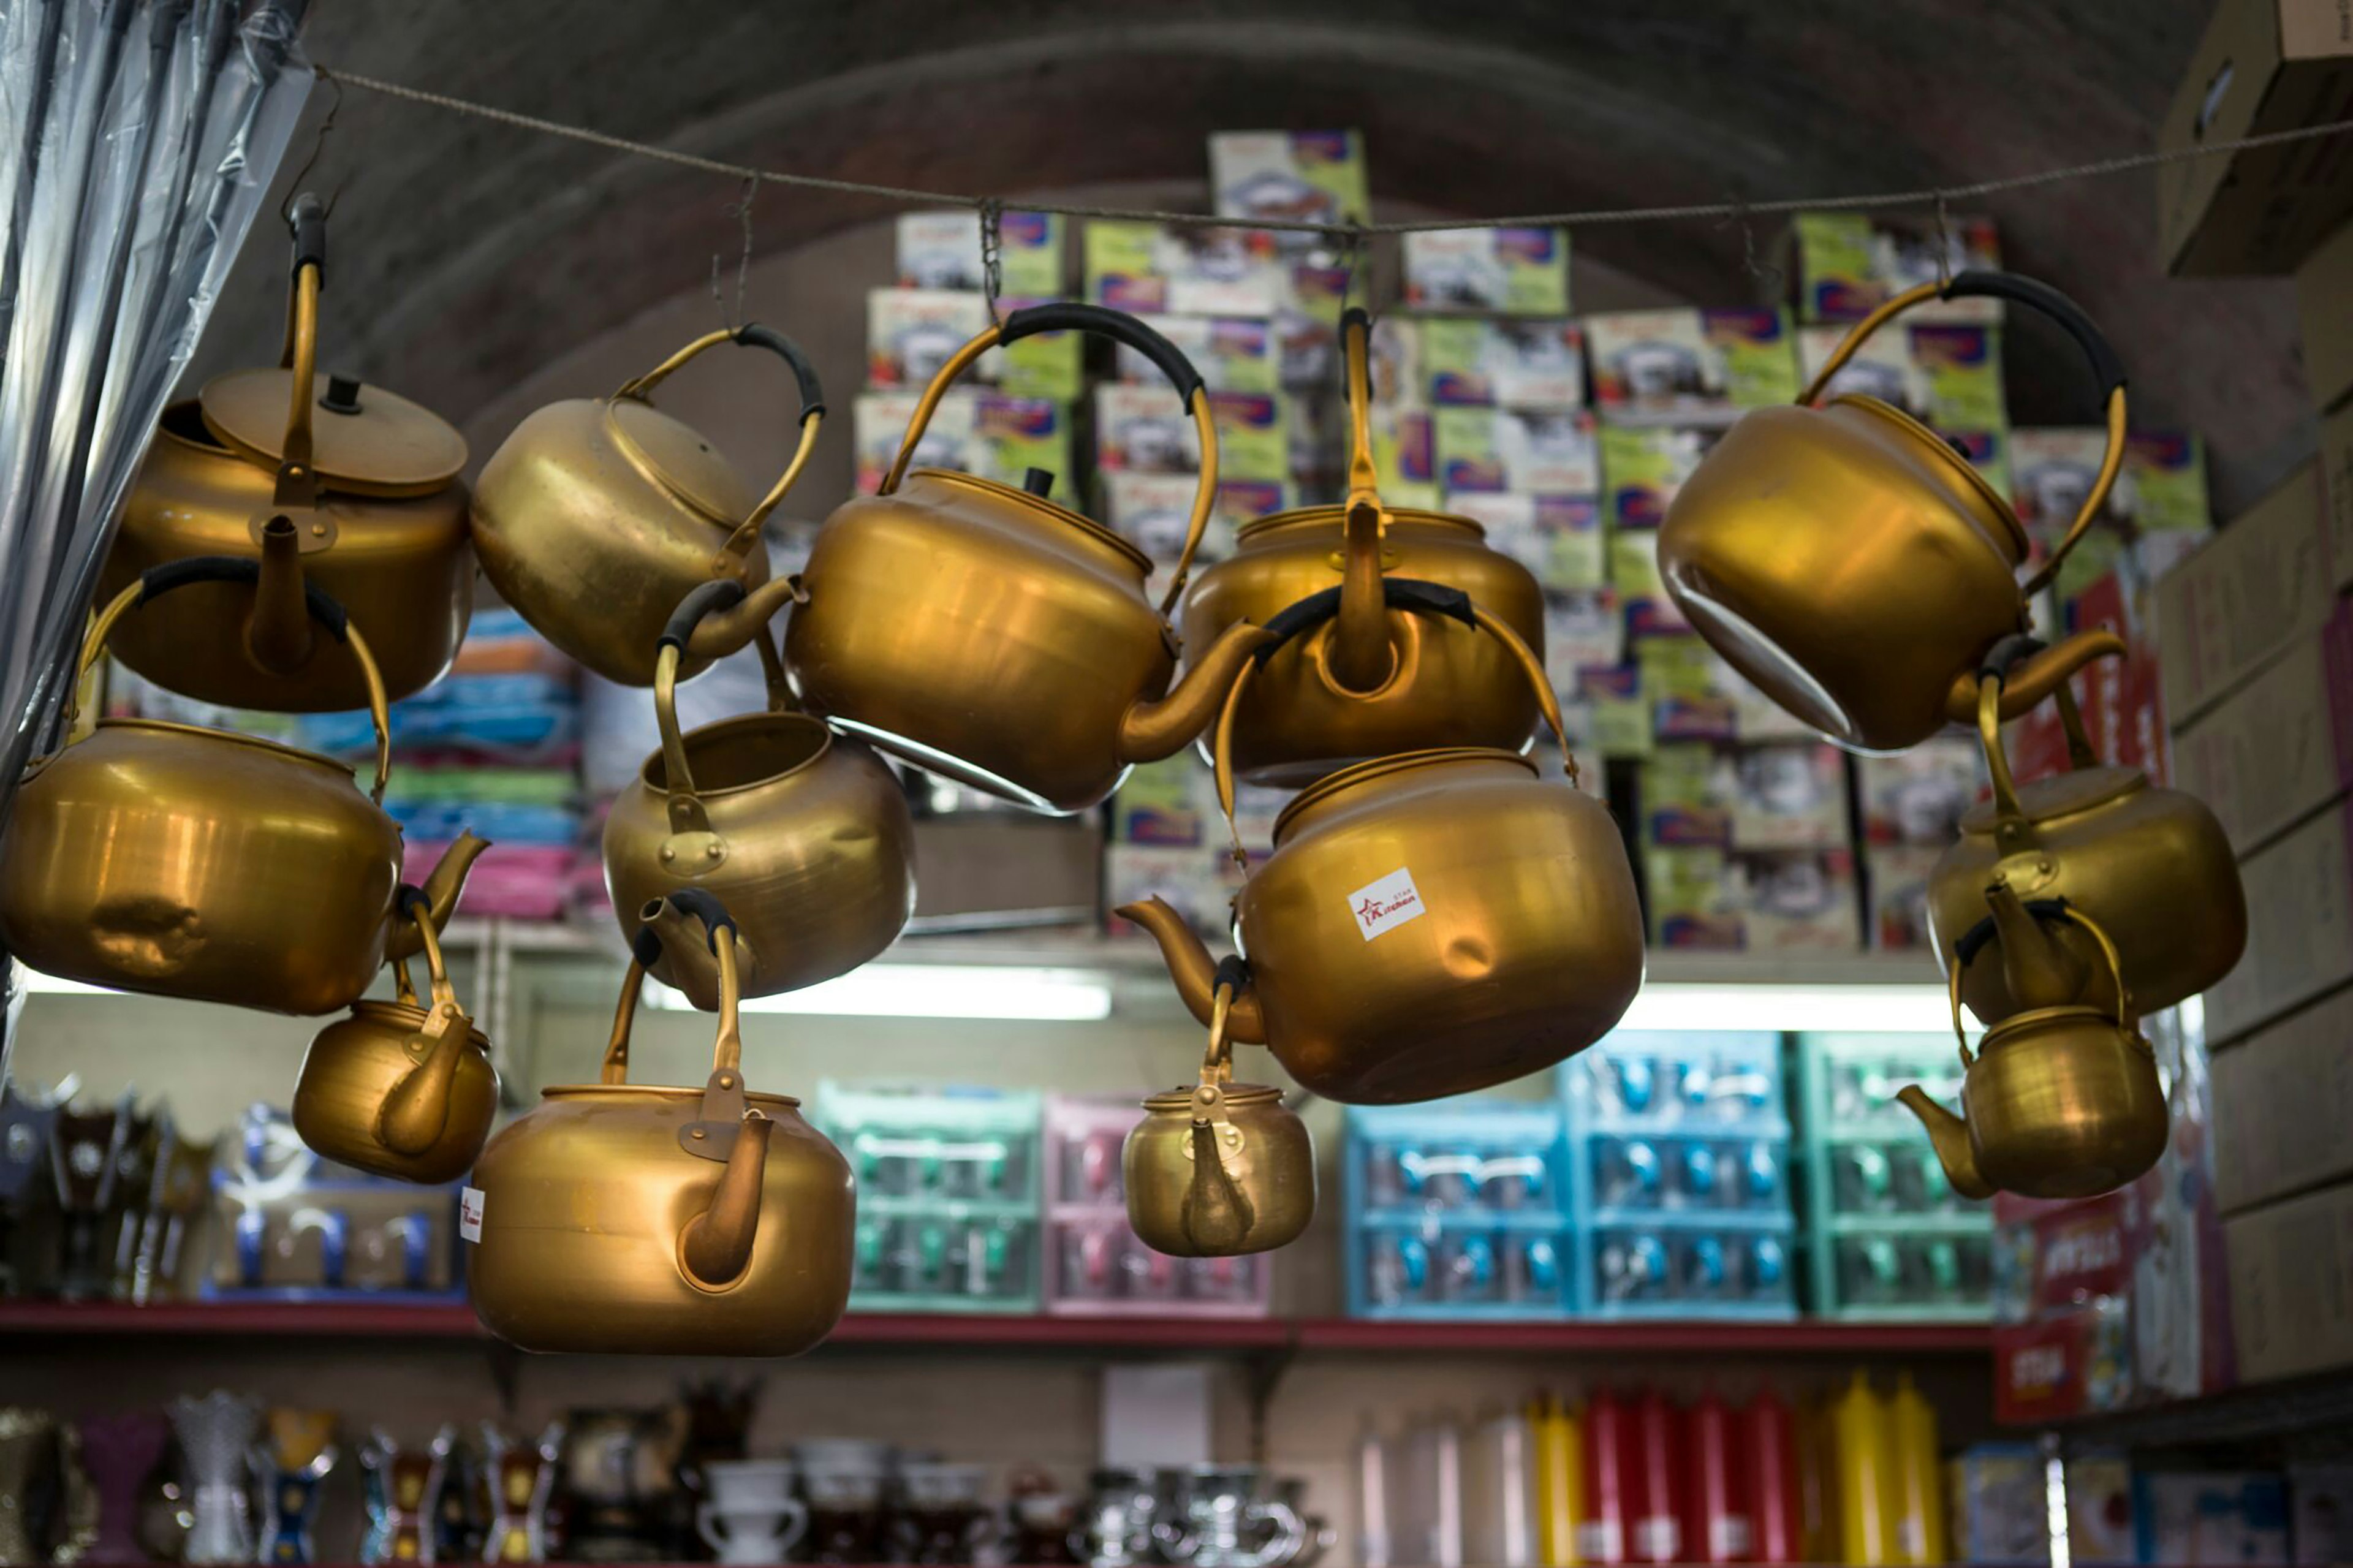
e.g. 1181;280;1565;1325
200;369;466;497
604;397;757;528
1959;762;2145;832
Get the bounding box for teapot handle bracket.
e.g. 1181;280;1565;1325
678;1068;749;1163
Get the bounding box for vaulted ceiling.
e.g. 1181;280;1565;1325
202;0;2311;513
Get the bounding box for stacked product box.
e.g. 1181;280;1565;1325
1856;739;1988;955
815;1084;1042;1315
1041;1094;1270;1317
1100;750;1260;945
1797;1034;1992;1320
1559;1032;1797;1319
1343;1103;1572;1320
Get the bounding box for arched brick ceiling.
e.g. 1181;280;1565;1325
200;0;2309;512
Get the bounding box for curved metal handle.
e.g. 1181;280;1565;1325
611;323;827;566
375;891;474;1158
275;192;327;498
72;558;392;802
650;580;797;836
678;1109;771;1290
1333;307;1393;694
1949;900;2135;1051
880;303;1219;617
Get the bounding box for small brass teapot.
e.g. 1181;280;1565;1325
1659;271;2129;751
782;303;1273;814
471;323;827;686
1125;960;1314;1257
602;580;916;1004
1929;644;2246;1021
1179;309;1547;786
466;896;854;1357
292;890;498;1184
1123;589;1643;1103
0;558;483;1014
1898;904;2167;1200
101;195;472;711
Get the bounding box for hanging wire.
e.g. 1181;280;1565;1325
977;197;1004;327
279;67;349;219
1932;189;1955;291
1334;223;1366;323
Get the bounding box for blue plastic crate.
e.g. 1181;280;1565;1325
1344;1102;1571;1320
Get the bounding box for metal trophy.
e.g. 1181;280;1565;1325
480;1423;563;1564
131;1126;216;1304
0;1080;64;1298
48;1094;131;1300
254;1409;338;1564
104;1107;163;1299
361;1426;452;1566
167;1392;261;1566
73;1410;170;1565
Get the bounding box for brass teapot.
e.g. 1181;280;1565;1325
292;890;497;1184
1122;592;1643;1103
1898;904;2167;1200
466;896;854;1357
1125;961;1315;1257
471;322;827;686
0;558;483;1013
1930;647;2246;1021
781;303;1273;814
1659;271;2129;752
100;194;472;711
1180;309;1546;785
602;580;916;1005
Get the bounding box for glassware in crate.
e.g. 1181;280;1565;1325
1041;1094;1270;1317
1345;1104;1571;1320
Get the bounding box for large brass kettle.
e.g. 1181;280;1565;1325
100;194;472;711
292;891;497;1184
781;303;1273;814
1898;904;2167;1200
466;897;854;1357
1125;961;1315;1257
602;581;916;1005
471;322;828;686
1659;271;2129;752
1180;309;1545;785
1930;651;2246;1022
1123;592;1644;1103
0;558;483;1013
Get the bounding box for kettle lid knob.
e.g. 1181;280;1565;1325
320;374;365;416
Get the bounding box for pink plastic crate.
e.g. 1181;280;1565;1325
403;843;577;922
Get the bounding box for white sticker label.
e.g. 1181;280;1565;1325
1575;1520;1622;1561
1347;867;1427;941
459;1186;485;1243
1633;1516;1681;1560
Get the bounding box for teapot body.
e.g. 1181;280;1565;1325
467;1085;854;1356
1237;750;1644;1102
1958;1009;2169;1199
292;1003;497;1184
1181;509;1546;786
1124;1085;1314;1257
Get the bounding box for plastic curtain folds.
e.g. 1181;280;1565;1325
0;0;311;1088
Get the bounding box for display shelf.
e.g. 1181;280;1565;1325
2039;1367;2353;1453
0;1300;1989;1355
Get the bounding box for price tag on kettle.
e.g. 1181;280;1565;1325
459;1186;485;1243
1347;867;1426;941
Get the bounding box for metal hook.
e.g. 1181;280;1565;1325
281;66;349;221
978;198;1005;329
1716;195;1781;297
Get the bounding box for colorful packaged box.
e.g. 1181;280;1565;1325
1948;1446;2048;1566
2012;428;2215;604
1574;661;1648;760
1597;425;1717;532
1114;314;1278;395
1610;529;1691;640
1444;491;1605;592
1796;323;1929;422
1647;847;1740;949
853;389;1070;494
1865;844;1945;953
1435;407;1599;494
1729;743;1848;850
1209;129;1369;245
1420;318;1586;410
1371;404;1439;509
1787;210;2003;325
1095;382;1202;474
1403;227;1571;315
1211;391;1290;483
895;208;1064;295
1083;219;1284;315
2132;1474;2290;1566
1732;849;1860;950
1909;324;2006;431
1097;470;1279;567
867;287;990;388
1857;737;1985;844
1641;636;1737;743
1545;593;1627;691
1112;754;1210;846
1643;743;1733;847
1586;309;1800;425
1949;428;2012;504
1104;844;1229;941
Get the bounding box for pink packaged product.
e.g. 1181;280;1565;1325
405;842;578;923
1042;1094;1272;1318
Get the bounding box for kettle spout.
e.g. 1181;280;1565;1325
679;1112;773;1289
383;831;490;964
1328;497;1394;694
1895;1085;1995;1200
637;895;758;1012
1944;629;2128;726
1115;897;1267;1043
683;574;803;662
375;1010;468;1157
244;515;317;675
1984;878;2091;1011
1118;623;1277;763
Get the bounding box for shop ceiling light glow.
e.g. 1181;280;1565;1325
1616;983;1960;1036
650;963;1114;1021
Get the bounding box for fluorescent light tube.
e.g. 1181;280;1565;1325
649;963;1115;1021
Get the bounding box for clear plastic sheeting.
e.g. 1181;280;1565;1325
0;0;311;1086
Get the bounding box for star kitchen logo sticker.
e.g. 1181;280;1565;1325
1349;868;1427;942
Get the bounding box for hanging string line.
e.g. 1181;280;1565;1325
319;67;2353;236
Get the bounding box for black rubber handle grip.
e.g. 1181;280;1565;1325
632;924;666;969
395;884;431;921
999;302;1206;408
1977;633;2047;684
1942;271;2125;398
1249;578;1479;667
287;191;326;281
137;555;349;640
1954;896;2071;968
659;579;748;654
662;888;740;953
1213;954;1252;998
733;323;825;423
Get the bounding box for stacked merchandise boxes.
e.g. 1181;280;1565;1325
1946;1449;2353;1566
1855;740;1987;955
1559;1032;1798;1320
1040;1094;1270;1316
816;1084;1042;1315
1343;1103;1572;1320
1797;1034;1993;1320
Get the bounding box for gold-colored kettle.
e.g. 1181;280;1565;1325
465;896;854;1357
100;194;473;711
1122;593;1644;1103
1897;904;2167;1200
601;580;917;1004
1124;960;1315;1257
1659;271;2129;751
0;558;483;1014
292;893;497;1184
470;323;828;686
1928;645;2246;1021
1178;309;1547;786
783;303;1274;814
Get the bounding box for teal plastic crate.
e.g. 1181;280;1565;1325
1344;1102;1572;1320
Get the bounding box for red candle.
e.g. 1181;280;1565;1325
1580;1388;1631;1565
1629;1390;1683;1564
1743;1389;1803;1565
1683;1392;1750;1563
